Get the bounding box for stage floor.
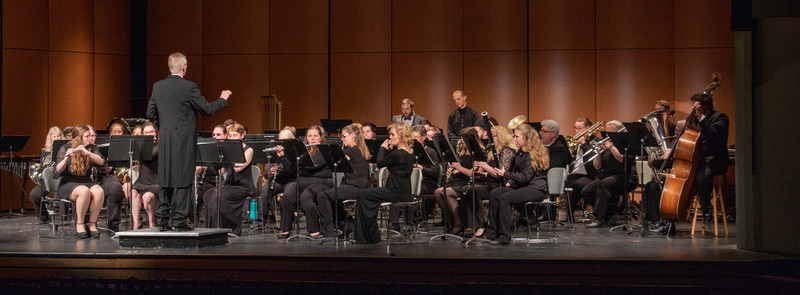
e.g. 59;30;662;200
0;213;797;294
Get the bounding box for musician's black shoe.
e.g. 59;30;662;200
586;220;604;228
277;232;290;239
703;211;713;224
172;224;194;232
157;225;170;232
390;223;402;232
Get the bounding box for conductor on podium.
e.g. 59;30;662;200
147;52;231;231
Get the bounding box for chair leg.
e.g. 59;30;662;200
691;196;700;236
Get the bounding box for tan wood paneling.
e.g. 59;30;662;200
203;0;269;55
48;52;94;129
269;54;328;128
596;49;674;123
201;55;269;132
331;0;391;53
463;51;528;126
146;0;203;55
269;0;328;54
596;0;674;49
530;50;596;129
1;50;49;155
674;0;734;48
2;0;48;50
675;48;735;146
93;54;131;129
530;0;596;50
94;0;130;55
392;0;463;52
330;53;391;125
49;0;93;52
464;0;527;51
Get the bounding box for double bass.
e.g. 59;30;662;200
659;73;721;221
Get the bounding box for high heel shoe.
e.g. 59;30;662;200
448;226;464;235
76;223;89;239
87;222;100;238
474;228;486;238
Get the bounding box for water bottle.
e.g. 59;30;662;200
249;199;258;220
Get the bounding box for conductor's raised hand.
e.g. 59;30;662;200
220;90;232;100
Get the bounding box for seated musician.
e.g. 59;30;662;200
55;125;105;239
259;127;297;224
565;117;600;222
202;123;254;236
583;121;638;228
130;122;159;230
537;119;570;220
103;119;128;232
276;125;332;239
689;92;729;223
433;127;482;235
29;126;64;223
388;125;438;231
473;125;518;238
195;125;227;225
354;122;416;244
63;126;74;140
654;100;677;137
485;123;549;245
316;123;372;238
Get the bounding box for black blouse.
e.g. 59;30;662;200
377;147;415;194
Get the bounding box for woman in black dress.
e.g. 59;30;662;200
55;125;106;239
354;122;415;244
433;127;484;235
131;122;159;230
203;123;255;236
485;123;550;245
276;125;332;239
316;123;372;238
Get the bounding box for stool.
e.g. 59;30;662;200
691;174;728;236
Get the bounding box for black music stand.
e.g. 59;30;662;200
364;139;382;164
0;135;30;218
412;141;433;166
197;140;244;229
317;144;354;244
280;139;317;242
624;122;662;237
247;140;284;232
429;133;463;242
320;119;353;136
460;134;488;246
605;130;644;234
107;135;154;231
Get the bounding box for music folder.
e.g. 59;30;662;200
412;141;433;165
431;133;458;163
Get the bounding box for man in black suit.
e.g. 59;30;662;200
391;98;427;126
446;90;480;137
539;119;570;169
146;52;231;231
689;92;729;223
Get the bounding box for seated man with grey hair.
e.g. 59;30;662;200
539;119;570;169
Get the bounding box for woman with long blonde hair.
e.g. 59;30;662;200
484;123;549;245
29;126;64;223
354;122;415;244
316;123;373;238
55;125;105;239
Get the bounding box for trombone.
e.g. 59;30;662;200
568;137;610;175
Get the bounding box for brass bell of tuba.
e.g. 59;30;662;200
507;115;526;129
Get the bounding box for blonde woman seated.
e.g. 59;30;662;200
55;125;105;239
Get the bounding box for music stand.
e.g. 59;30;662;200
412;141;433;166
107;135;154;230
320;119;353;136
0;135;30;218
624;122;662;237
197;140;245;229
460;134;488;246
605;129;645;234
317;144;354;244
364;139;382;164
428;133;463;242
280;139;317;242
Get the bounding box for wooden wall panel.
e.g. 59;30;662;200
675;48;735;145
49;0;93;52
270;0;328;54
269;54;328;128
675;0;734;48
48;52;94;129
393;0;463;52
201;55;269;132
1;50;49;155
203;0;269;54
530;50;596;129
530;0;596;50
331;0;391;53
464;0;527;51
93;54;131;129
147;0;204;55
94;0;130;54
596;49;674;123
392;52;463;129
596;0;674;49
2;0;48;50
463;51;528;126
330;53;391;125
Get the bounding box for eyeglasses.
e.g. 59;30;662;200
341;133;350;138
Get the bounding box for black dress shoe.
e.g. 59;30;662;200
277;232;290;239
76;231;89;239
390;223;402;231
90;230;100;238
310;233;324;239
703;213;713;224
157;225;170;232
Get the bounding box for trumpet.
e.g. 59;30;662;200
565;121;605;154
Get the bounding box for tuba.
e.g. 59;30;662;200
641;109;673;159
507;115;526;129
565;121;605;154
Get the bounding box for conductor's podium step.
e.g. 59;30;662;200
115;227;231;248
